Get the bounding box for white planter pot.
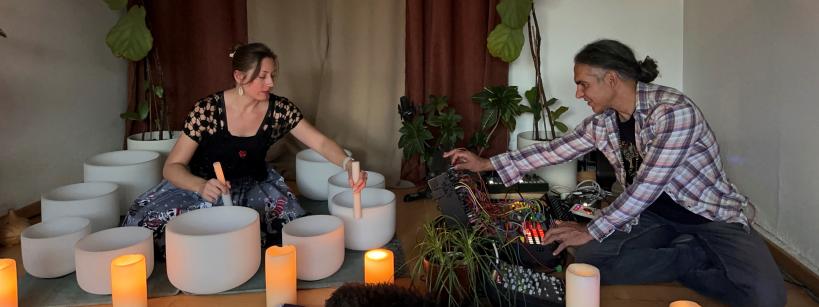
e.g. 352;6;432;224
295;149;350;200
74;226;154;295
127;130;182;165
41;182;120;232
21;217;91;278
165;206;261;294
327;171;386;201
329;188;396;251
517;131;578;189
282;215;345;281
84;150;162;215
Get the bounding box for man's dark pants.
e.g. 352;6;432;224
575;211;786;307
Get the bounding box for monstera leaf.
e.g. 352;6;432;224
106;5;153;61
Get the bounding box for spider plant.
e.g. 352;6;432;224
409;216;503;306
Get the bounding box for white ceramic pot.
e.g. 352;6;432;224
517;131;578;189
295;149;350;200
282;215;345;281
329;188;396;251
165;206;261;294
327;171;386;201
74;226;154;295
41;182;119;232
127;130;182;165
84;150;162;215
21;217;91;278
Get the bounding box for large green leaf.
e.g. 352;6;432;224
554;121;569;133
398;116;433;161
551;105;569;119
106;6;153;61
104;0;127;10
524;86;542;122
487;24;524;63
119;111;141;120
436;109;464;150
497;0;531;29
137;100;150;119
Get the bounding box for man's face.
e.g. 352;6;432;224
574;64;615;114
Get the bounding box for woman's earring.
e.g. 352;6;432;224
237;85;244;96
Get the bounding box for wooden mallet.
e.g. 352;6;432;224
212;162;233;206
352;161;362;219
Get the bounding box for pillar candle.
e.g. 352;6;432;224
566;263;600;307
669;301;702;307
0;259;17;307
110;254;147;307
364;249;394;284
265;245;297;307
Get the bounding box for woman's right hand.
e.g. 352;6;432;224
198;179;230;203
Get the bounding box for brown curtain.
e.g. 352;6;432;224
125;0;248;140
403;0;509;184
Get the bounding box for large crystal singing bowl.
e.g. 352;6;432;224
282;215;345;281
74;226;154;295
295;149;350;200
165;206;261;294
329;188;396;250
41;182;119;232
83;150;161;215
21;217;91;278
327;170;386;201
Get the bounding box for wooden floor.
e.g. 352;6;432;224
3;185;817;306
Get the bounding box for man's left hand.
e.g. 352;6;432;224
543;221;594;255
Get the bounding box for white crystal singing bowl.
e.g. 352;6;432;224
295;149;350;200
21;217;91;278
84;150;161;215
165;206;261;294
329;188;396;250
327;170;386;201
41;182;119;232
282;215;345;281
74;226;154;295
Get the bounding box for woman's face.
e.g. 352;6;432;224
239;57;275;101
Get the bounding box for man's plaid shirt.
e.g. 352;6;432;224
490;82;750;241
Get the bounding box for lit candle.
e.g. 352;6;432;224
0;259;17;307
110;254;147;307
364;249;394;284
565;263;600;307
265;245;297;307
669;301;702;307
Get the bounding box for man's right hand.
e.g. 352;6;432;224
198;178;230;203
442;149;494;172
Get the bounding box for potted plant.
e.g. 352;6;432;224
103;0;180;156
398;95;464;177
487;0;577;188
468;85;527;156
409;216;500;306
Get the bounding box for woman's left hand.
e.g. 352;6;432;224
348;170;368;193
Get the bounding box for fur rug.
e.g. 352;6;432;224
325;282;439;307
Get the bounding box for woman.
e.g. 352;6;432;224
123;43;366;255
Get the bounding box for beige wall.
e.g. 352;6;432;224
0;1;127;212
684;1;819;274
508;0;684;149
248;0;405;184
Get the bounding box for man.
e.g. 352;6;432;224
444;39;785;307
